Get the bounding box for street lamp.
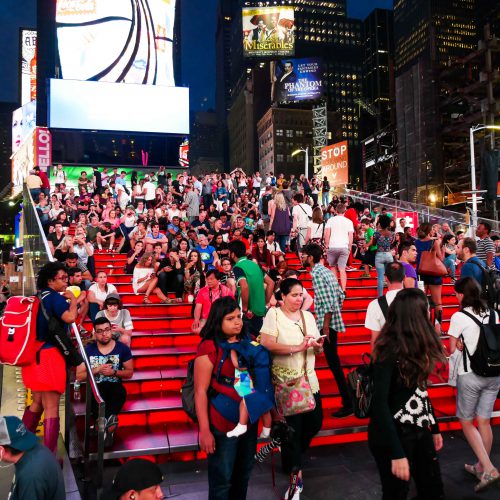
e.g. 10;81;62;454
291;147;309;179
468;124;500;228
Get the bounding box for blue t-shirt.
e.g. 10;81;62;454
37;288;70;344
461;256;485;285
195;245;216;265
85;341;132;383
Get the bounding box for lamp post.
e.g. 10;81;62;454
468;124;500;229
291;147;309;180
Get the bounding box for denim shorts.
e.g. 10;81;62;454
456;371;500;420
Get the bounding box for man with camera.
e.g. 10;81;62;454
76;317;133;447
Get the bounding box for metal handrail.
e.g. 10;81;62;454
23;187;106;488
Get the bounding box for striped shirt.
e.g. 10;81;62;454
476;237;495;269
310;263;346;333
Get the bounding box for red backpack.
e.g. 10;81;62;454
0;296;43;366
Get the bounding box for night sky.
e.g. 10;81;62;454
0;0;395;110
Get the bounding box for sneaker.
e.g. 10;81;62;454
331;406;353;418
284;477;303;500
345;266;357;271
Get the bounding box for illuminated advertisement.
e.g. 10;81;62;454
271;58;323;103
179;138;189;167
242;6;295;58
321;141;349;187
56;0;176;86
20;29;37;106
12;100;36;154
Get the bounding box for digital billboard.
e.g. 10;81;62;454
271;58;323;103
48;79;189;135
242;6;295;58
12;100;36;154
20;29;37;106
56;0;176;86
321;141;349;188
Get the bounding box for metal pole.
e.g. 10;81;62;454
305;147;309;180
469;126;478;229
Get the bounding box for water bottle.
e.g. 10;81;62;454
418;281;425;293
73;381;81;401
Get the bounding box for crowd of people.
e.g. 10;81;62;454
8;165;500;499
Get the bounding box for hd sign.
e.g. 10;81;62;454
321;141;349;187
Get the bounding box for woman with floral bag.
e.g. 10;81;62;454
260;278;324;500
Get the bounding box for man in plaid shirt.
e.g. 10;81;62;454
302;243;353;418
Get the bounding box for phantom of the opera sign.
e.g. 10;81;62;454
242;7;295;58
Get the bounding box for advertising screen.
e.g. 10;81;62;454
242;6;295;58
272;58;322;103
12;100;36;154
48;79;189;135
321;141;349;187
20;29;37;106
56;0;176;86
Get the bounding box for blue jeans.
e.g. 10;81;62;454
208;425;257;500
322;192;330;207
277;234;288;254
375;251;394;297
443;255;456;279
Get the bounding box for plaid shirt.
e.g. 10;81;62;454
310;263;345;333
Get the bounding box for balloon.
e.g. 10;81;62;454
66;286;81;299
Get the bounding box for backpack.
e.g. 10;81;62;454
347;353;373;419
261;194;272;216
181;343;229;422
0;296;43;366
469;260;500;311
378;295;389;319
460;309;500;377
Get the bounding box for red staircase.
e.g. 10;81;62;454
74;252;500;461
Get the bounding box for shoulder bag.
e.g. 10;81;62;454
418;241;448;277
274;309;317;416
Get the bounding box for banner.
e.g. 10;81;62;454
321;141;349;187
272;58;322;103
11;100;36;155
34;128;52;171
20;29;37;106
242;6;295;58
179;138;189;168
394;212;419;236
56;0;176;86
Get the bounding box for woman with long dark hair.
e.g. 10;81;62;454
448;277;500;492
194;297;262;500
21;262;83;455
369;288;446;499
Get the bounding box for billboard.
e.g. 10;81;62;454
272;58;322;103
56;0;176;86
242;6;295;58
48;79;189;134
321;141;349;187
20;29;37;106
12;100;36;154
179;138;189;168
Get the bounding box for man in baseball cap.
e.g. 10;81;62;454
104;458;164;499
0;416;65;499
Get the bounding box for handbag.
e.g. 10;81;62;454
418;242;447;277
274;310;317;417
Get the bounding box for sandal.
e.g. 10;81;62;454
475;469;500;492
464;463;482;480
360;273;371;278
143;296;152;304
104;414;119;448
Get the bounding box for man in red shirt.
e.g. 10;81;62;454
34;166;50;197
344;197;360;271
192;269;234;333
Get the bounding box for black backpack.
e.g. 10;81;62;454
181;344;229;422
261;194;272;216
469;260;500;311
460;309;500;377
347;353;373;419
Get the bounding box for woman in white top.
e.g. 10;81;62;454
95;294;134;346
260;278;325;499
48;200;64;221
132;252;169;304
448;276;500;492
87;271;118;321
73;226;94;272
305;206;326;247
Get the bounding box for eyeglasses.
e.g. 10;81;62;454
55;275;68;281
95;327;112;334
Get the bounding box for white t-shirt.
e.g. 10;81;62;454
292;203;312;230
266;240;282;254
143;182;156;201
88;283;118;303
309;222;326;240
364;289;402;332
448;308;499;375
325;215;354;249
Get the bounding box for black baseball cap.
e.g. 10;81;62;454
104;459;163;499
